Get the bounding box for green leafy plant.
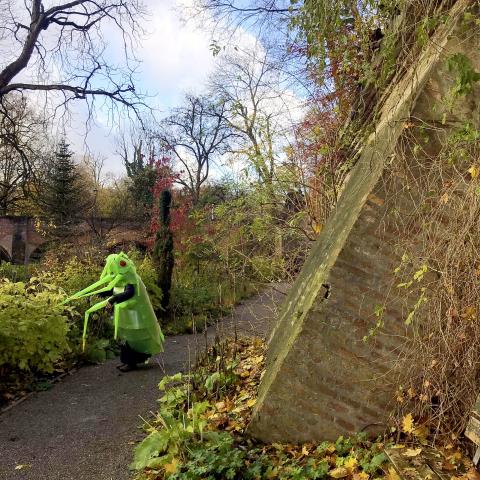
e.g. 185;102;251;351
0;279;73;373
447;53;480;96
132;339;390;479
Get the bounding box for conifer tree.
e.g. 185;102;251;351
124;141;157;217
152;189;174;315
39;138;87;236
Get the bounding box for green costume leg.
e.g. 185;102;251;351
82;299;110;351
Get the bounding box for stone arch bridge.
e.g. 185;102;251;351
0;216;147;264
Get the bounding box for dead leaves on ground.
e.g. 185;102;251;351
140;337;478;480
201;338;265;433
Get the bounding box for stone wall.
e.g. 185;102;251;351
248;0;478;442
0;216;45;264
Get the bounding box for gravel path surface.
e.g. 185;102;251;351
0;285;287;480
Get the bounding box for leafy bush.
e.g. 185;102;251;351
171;283;222;318
40;256;111;341
0;279;73;373
0;262;32;282
47;255;102;297
167;268;257;334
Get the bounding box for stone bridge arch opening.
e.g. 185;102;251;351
0;245;11;263
0;217;147;264
29;243;51;263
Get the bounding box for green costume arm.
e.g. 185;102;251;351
63;274;123;351
62;274;116;303
71;278;121;301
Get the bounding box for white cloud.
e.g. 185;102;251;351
2;0;304;179
69;0;222;174
135;0;218;109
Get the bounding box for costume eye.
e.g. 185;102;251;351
120;260;127;267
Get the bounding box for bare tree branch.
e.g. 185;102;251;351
0;0;148;123
156;94;236;205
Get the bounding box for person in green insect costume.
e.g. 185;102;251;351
64;252;164;371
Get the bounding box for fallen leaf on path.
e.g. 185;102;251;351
403;448;422;457
353;473;369;480
329;467;349;478
344;456;358;471
14;464;31;470
164;457;179;474
402;413;415;433
466;467;480;480
468;166;479;179
386;467;401;480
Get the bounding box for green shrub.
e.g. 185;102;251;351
0;263;32;282
48;256;101;296
171;283;221;318
0;279;73;373
39;256;108;339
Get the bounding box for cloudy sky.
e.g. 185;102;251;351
7;0;303;179
66;0;222;176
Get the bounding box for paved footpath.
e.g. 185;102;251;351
0;285;287;480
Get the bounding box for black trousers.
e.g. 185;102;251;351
120;342;150;366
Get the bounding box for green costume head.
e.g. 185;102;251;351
101;253;138;288
64;252;164;355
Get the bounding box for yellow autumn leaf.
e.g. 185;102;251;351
402;413;415;433
353;473;369;480
14;465;31;470
327;443;336;453
469;166;479;179
329;467;349;478
461;306;476;320
403;448;422;457
164;457;179;475
386;467;401;480
344;457;358;471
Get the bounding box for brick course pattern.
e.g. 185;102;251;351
248;0;479;442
